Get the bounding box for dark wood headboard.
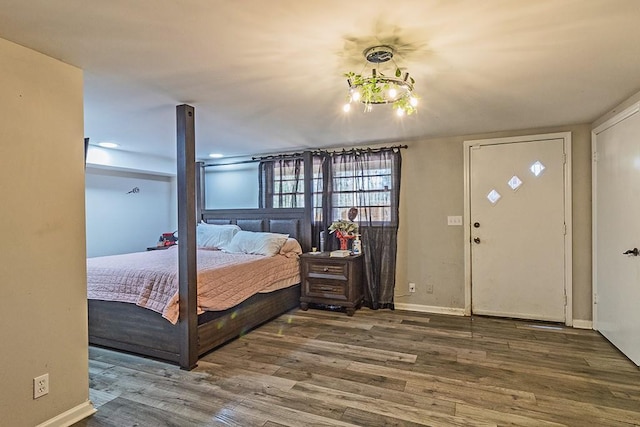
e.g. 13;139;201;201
201;208;311;252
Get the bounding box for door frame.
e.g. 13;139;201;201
463;132;573;326
592;101;640;330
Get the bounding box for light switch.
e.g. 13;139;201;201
447;216;463;226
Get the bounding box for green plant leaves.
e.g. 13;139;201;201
393;96;418;115
328;219;359;234
345;70;418;113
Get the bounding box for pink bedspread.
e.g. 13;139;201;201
87;247;300;324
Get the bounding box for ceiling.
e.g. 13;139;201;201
1;0;640;162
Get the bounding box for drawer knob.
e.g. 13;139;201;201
323;267;329;272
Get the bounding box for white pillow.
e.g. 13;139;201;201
279;238;303;258
197;222;240;249
222;230;289;256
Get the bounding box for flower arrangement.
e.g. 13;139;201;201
328;219;359;235
329;219;359;251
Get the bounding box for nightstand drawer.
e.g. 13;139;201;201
305;279;347;300
307;262;347;278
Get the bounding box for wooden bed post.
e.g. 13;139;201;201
177;104;198;370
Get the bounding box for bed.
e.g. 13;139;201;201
87;208;312;368
88;106;314;369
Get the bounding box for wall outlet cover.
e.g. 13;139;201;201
34;373;49;399
447;216;463;226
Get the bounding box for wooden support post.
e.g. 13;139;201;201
176;104;198;370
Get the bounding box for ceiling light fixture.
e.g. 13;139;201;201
208;153;224;158
343;45;418;116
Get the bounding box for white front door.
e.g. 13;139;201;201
466;134;569;322
593;104;640;366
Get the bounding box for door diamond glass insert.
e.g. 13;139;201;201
487;189;501;205
530;161;546;177
508;175;523;191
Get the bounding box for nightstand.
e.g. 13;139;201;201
299;252;363;316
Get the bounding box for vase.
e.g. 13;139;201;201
339;236;348;250
335;231;352;251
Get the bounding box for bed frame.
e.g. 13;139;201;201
88;105;314;369
87;208;311;367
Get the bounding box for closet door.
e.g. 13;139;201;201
593;104;640;366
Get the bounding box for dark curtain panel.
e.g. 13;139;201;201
258;160;273;208
319;148;402;309
311;155;329;251
259;157;303;208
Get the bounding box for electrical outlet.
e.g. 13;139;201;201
409;282;416;293
34;373;49;399
426;283;434;294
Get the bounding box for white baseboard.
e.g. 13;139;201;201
396;304;594;328
394;303;466;316
572;319;593;330
36;400;96;427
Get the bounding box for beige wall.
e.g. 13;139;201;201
0;38;92;425
396;123;593;322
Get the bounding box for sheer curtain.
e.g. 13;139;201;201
258;148;403;309
319;148;402;309
258;157;303;208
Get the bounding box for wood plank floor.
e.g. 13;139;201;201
74;309;640;426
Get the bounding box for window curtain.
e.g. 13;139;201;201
258;157;303;208
259;148;402;309
318;148;402;310
311;155;328;251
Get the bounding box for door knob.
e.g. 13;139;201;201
474;222;480;228
623;248;639;256
473;237;481;244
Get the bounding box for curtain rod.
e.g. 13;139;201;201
252;145;408;162
252;152;304;161
312;145;408;156
202;159;259;168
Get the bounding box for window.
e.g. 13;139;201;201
309;150;400;227
330;158;393;223
259;158;304;209
271;161;304;208
260;150;400;227
487;189;502;205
